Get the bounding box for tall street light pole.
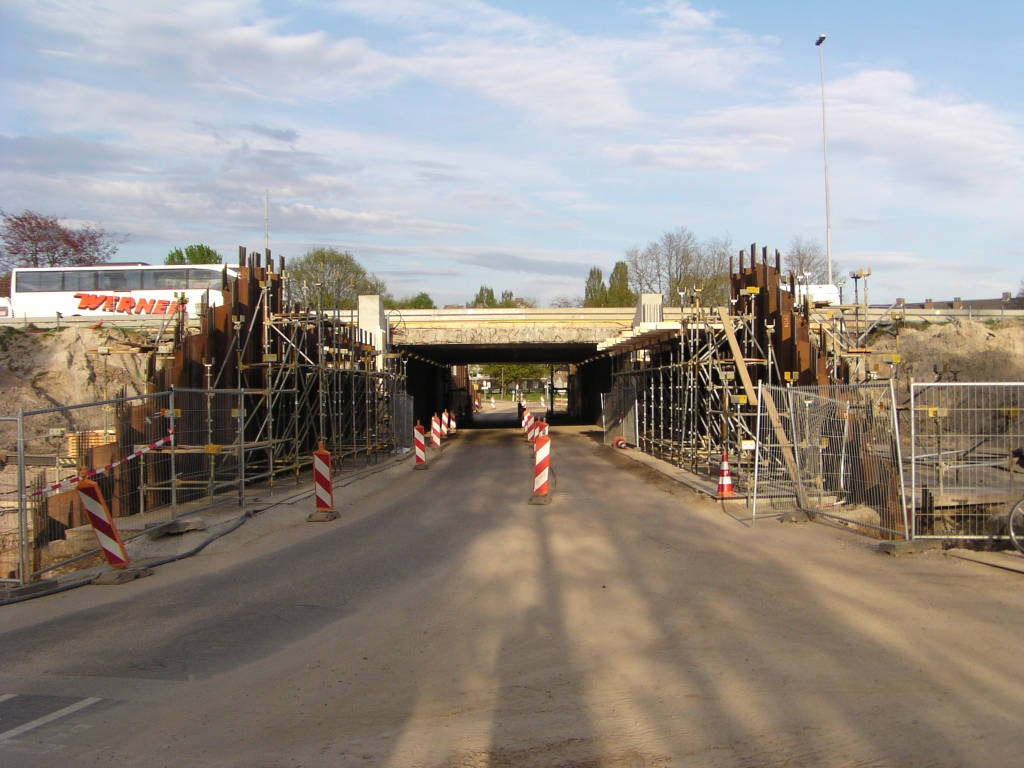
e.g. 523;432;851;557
816;34;833;285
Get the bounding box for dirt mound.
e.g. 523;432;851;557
874;319;1024;383
0;325;153;422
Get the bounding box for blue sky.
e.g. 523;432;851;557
2;0;1021;305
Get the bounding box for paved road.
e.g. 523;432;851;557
2;414;1024;767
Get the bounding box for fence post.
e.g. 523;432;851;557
890;378;911;540
17;407;29;585
752;382;763;524
170;387;178;520
238;389;245;507
207;387;215;503
909;378;917;540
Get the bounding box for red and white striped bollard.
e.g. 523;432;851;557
76;479;130;568
431;414;442;449
529;435;553;505
308;442;339;521
414;422;428;470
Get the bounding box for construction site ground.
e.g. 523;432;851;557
2;405;1024;767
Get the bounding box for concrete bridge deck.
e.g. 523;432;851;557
389;307;684;364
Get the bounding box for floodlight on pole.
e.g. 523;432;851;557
815;34;833;286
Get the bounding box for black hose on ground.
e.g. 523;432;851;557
0;511;251;607
0;450;414;608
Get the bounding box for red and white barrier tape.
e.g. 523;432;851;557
24;429;176;499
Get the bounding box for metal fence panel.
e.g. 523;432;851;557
910;382;1024;540
16;391;175;579
754;382;908;539
752;386;799;522
0;416;23;583
392;392;414;451
602;384;637;446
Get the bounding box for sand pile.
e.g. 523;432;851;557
874;319;1024;382
0;326;154;443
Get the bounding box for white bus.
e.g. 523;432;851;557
8;264;237;320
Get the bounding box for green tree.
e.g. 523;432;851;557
583;267;608;307
165;244;222;265
468;286;497;307
481;363;548;394
285;247;388;310
606;261;635;307
386;292;436;309
468;286;536;308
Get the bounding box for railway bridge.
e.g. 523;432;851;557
388;304;681;365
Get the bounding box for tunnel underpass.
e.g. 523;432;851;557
402;341;612;430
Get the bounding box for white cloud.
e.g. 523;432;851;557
279;203;469;234
17;0;767;129
5;1;1024;305
610;69;1024;199
639;0;721;33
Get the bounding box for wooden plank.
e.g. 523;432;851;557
715;307;808;509
717;307;758;407
930;489;1015;508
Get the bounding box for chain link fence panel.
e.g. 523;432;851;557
602;383;637;446
754;382;908;539
910;382;1024;540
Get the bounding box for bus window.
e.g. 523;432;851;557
188;268;223;291
141;269;188;290
63;271;98;292
16;272;63;292
97;270;142;291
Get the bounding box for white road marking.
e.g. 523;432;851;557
0;695;16;704
0;697;101;742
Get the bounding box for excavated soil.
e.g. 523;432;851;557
0;325;155;447
873;318;1024;383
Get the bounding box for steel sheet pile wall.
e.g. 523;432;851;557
910;383;1024;540
753;383;907;539
598;244;840;490
2;249;410;587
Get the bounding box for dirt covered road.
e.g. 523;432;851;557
2;412;1024;767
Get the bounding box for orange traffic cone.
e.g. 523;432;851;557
717;449;734;499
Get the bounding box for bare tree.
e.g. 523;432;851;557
784;235;836;284
698;234;733;307
0;209;124;272
549;295;583;308
626;227;732;307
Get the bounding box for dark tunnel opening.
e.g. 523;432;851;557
402;345;611;430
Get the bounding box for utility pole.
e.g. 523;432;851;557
816;35;834;285
264;189;270;254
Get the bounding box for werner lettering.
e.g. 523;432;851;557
74;294;185;315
